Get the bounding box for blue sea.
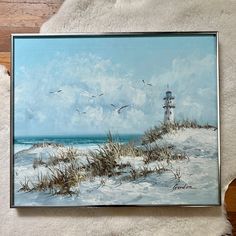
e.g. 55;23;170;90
14;134;142;153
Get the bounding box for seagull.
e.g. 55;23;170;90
117;105;129;114
25;108;34;120
110;104;117;108
110;104;129;114
142;80;152;86
90;93;104;99
49;89;62;94
76;109;86;114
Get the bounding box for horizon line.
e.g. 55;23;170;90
14;133;143;138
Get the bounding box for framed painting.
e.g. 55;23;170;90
11;32;220;207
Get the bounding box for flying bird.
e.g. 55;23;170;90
76;109;86;114
110;104;117;108
50;89;62;94
110;104;129;114
142;80;152;86
25;108;34;120
89;92;104;100
117;105;129;114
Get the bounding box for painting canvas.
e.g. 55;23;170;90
11;33;220;207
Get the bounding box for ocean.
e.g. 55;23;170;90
14;134;142;153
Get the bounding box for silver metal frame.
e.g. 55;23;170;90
10;32;221;208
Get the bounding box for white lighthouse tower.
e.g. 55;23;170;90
163;88;175;124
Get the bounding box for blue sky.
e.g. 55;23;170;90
14;34;218;136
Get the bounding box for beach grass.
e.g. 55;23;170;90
32;147;78;169
127;164;169;181
143;144;188;164
142;120;217;144
18;177;32;192
46;162;85;195
19;120;214;196
87;131;143;177
21;162;85;195
33;155;46;169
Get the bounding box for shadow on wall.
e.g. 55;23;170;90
16;206;223;218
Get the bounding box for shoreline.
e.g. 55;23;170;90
14;133;142;154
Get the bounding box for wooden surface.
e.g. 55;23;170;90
0;52;10;71
0;0;64;52
0;0;235;235
225;179;236;235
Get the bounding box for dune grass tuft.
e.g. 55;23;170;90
32;172;51;192
87;132;144;177
142;120;217;144
128;164;169;181
21;161;85;196
46;162;85;195
170;167;182;182
33;155;46;169
143;144;188;164
47;147;78;166
18;177;32;192
32;147;78;169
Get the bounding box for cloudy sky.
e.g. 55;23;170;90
14;34;218;136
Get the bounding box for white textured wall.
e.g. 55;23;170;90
0;1;236;235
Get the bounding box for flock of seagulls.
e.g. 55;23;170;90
49;79;153;116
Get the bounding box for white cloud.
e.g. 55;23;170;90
14;53;217;136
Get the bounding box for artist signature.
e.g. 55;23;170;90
172;183;195;191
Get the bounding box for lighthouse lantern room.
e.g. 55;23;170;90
163;89;175;124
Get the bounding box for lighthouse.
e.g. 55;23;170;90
163;89;175;124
